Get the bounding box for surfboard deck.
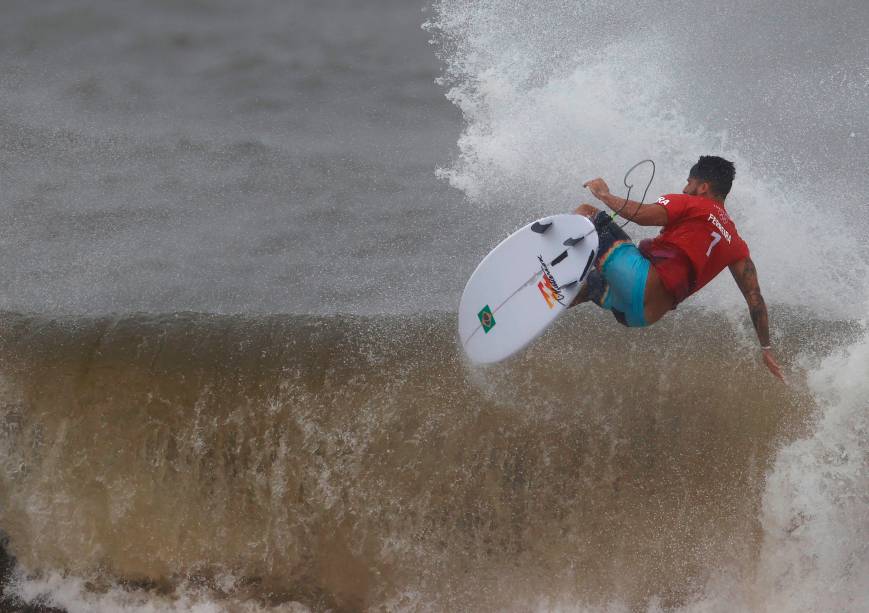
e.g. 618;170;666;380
458;214;599;364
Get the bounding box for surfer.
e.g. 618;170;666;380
570;155;784;380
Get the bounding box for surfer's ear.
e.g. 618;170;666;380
696;180;714;198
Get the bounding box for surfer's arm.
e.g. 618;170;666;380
583;178;668;226
729;257;784;381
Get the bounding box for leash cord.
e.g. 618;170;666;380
611;159;655;228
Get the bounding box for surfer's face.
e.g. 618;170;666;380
683;177;707;196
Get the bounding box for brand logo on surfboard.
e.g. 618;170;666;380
537;255;564;309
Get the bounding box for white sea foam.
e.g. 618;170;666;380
426;0;869;317
751;323;869;611
7;570;312;613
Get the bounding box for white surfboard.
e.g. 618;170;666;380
458;214;599;364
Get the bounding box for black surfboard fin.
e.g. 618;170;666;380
563;236;585;247
580;249;595;281
531;220;553;234
550;250;569;266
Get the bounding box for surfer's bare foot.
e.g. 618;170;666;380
574;203;600;219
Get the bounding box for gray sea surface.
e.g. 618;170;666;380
1;0;487;315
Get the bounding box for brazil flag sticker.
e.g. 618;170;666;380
478;305;496;333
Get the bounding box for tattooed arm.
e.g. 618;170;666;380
729;257;784;381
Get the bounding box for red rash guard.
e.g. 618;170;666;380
638;193;750;304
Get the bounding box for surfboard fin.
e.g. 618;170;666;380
531;219;553;234
580;249;595;281
550;250;569;266
563;236;585;246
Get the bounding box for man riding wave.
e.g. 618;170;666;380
571;155;784;380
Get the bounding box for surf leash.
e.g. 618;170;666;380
611;159;655;228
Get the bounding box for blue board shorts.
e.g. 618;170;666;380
585;212;650;327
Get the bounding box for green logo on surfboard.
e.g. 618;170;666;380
478;305;495;333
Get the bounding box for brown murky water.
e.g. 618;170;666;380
1;308;849;611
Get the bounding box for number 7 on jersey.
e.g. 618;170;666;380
706;231;722;257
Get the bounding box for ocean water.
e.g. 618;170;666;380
1;0;868;611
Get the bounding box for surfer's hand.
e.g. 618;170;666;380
762;348;785;382
583;178;610;200
574;203;600;218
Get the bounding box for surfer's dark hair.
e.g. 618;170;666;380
689;156;735;198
